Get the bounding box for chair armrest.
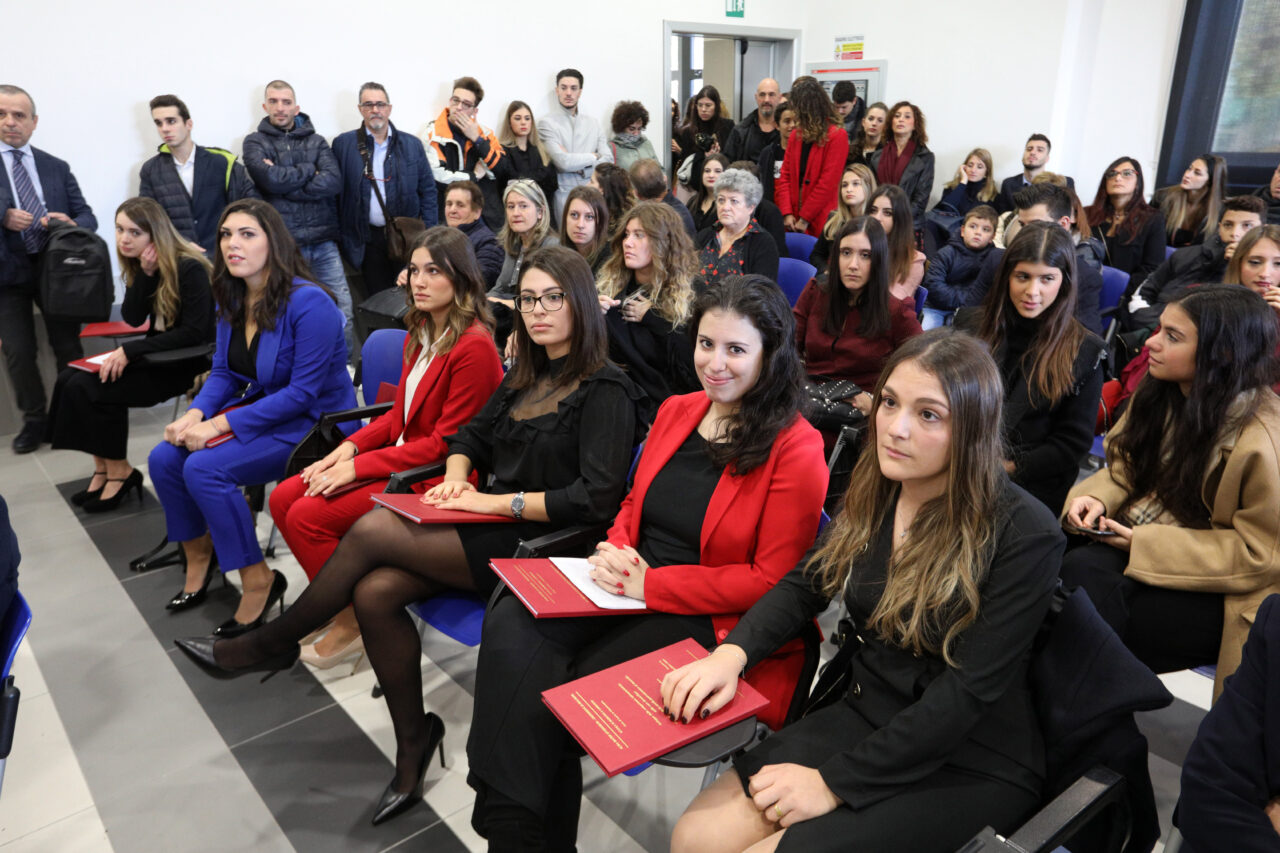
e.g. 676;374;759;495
136;343;216;365
318;402;392;428
514;523;612;558
0;677;19;758
385;462;447;494
652;717;761;768
997;765;1127;853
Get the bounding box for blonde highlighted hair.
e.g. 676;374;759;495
944;148;998;203
824;164;877;239
498;101;551;167
402;226;494;358
114;197;211;328
597;201;697;328
497;179;554;255
807;329;1004;666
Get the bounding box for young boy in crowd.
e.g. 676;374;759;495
921;204;999;329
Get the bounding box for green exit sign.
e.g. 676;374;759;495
726;0;743;17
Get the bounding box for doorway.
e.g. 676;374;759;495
663;22;800;169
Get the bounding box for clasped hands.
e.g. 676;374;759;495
660;646;842;826
586;541;647;600
420;479;503;515
299;441;358;497
163;408;228;452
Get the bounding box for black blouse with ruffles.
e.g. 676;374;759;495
445;358;649;526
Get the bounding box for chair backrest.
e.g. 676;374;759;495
913;286;928;317
1098;266;1130;313
1165;245;1176;260
776;258;817;306
1;593;31;682
784;232;818;263
360;328;409;403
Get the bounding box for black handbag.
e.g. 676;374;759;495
355;131;426;265
804;377;866;432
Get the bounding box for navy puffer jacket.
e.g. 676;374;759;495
242;114;341;246
139;145;258;252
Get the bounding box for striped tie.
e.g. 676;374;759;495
10;149;47;253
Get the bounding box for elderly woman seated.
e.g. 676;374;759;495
696;168;781;286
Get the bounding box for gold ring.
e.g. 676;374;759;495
773;804;784;821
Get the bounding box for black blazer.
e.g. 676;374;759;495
868;143;935;223
118;257;216;361
1091;211;1167;289
726;478;1064;809
0;146;97;287
1180;593;1280;848
996;173;1075;215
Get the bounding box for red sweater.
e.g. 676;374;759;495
775;125;849;237
794;279;923;389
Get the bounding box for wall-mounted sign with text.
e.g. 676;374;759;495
726;0;744;17
834;34;864;60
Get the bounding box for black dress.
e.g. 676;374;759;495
729;480;1063;853
47;257;215;459
497;144;560;225
444;358;648;595
602;277;700;406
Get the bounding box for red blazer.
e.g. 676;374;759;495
604;392;828;729
348;321;503;490
775;125;850;237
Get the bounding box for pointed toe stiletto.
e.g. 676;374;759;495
166;554;221;611
71;470;108;506
174;635;300;682
299;634;365;675
371;713;447;826
83;468;144;513
213;570;288;638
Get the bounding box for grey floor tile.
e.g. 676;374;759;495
231;703;439;852
1138;699;1206;767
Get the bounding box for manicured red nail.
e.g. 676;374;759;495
632;556;640;565
623;569;630;576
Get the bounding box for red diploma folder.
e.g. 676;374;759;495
542;638;769;776
80;320;150;338
68;352;113;373
370;492;515;524
490;557;651;618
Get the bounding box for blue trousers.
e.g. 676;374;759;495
299;240;355;362
148;435;293;572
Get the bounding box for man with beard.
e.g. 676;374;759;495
996;133;1074;213
724;77;781;164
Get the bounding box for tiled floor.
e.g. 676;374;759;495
0;401;1210;851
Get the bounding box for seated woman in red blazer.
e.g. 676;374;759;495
464;274;829;850
776;80;849;238
267;227;503;667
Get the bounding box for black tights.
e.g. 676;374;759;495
215;507;473;791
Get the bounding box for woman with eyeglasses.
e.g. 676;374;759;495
176;246;647;827
1084;157;1166;286
697;168;780;284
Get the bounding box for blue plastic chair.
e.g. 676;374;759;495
360;328;409;404
1165;245;1176;260
1098;266;1130;315
913;286;928;318
776;258;817;307
784;232;818;263
1;592;32;798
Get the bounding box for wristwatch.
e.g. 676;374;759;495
510;491;526;520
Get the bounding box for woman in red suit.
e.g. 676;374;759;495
267;227;502;666
776;80;849;238
465;274;829;850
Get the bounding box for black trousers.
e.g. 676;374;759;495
360;226;400;296
46;359;202;459
1059;540;1223;672
466;590;715;838
0;267;83;422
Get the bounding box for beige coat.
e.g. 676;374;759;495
1065;391;1280;699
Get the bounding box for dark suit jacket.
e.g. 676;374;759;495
604;392;828;729
0;146;96;287
191;280;355;445
139;145;257;252
348;321;502;487
1180;593;1280;849
996;172;1076;214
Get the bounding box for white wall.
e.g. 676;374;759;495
10;0;1184;248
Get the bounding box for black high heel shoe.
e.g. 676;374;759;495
372;712;447;825
84;468;144;513
71;470;108;506
173;636;300;683
166;553;222;611
213;570;288;638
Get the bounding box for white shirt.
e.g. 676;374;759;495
171;146;196;196
0;141;46;209
396;328;441;446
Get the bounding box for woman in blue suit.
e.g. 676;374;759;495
149;199;355;635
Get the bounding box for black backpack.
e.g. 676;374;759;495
39;219;112;322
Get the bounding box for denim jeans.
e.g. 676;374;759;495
299;241;355;362
921;306;953;330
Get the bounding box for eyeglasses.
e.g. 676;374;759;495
516;292;566;313
359;101;390;110
449;96;477;110
1106;168;1137;180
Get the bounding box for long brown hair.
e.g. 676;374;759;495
976;222;1089;405
211;199;332;330
788;80;839;144
402;226;494;359
1158;154;1226;244
115;197;211;327
597;201;697;328
823;164;877;239
559;185;610;265
807;330;1004;665
1084;156;1156;243
497;100;551;166
943;148;997;203
507;246;608;391
867;185;916;286
1224;224;1280;285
